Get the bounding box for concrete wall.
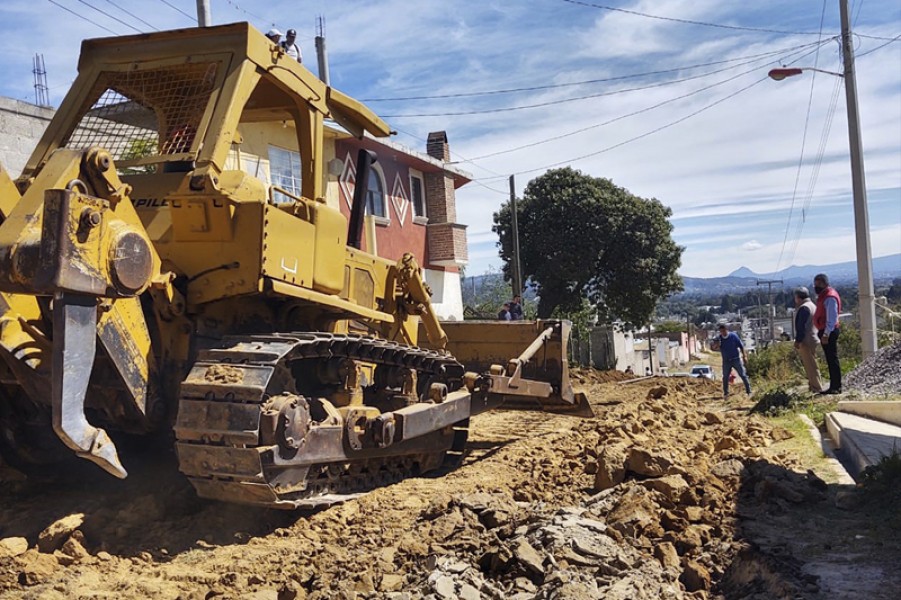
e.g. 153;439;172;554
0;97;53;177
424;268;464;321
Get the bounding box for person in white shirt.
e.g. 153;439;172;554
280;29;302;63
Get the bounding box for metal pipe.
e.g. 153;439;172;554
195;0;211;27
348;149;377;250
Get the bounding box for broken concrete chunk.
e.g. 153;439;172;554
0;537;28;558
37;513;85;553
513;537;545;579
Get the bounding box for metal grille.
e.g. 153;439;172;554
66;62;219;165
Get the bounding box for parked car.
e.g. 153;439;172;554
690;365;715;380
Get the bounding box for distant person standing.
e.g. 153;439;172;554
813;273;842;394
793;287;823;393
280;29;302;62
265;28;282;45
497;303;511;321
509;295;524;321
715;324;751;399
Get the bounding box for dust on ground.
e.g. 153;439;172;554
0;376;899;599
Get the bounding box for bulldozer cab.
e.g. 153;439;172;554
18;23;389;203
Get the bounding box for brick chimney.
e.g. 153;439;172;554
423;131;467;268
426;131;449;161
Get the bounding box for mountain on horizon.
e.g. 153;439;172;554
723;253;901;282
680;253;901;295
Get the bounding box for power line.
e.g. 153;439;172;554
783;77;843;268
73;0;143;33
776;0;829;272
558;0;840;36
487;76;771;180
456;40;834;163
46;0;118;35
392;127;508;195
100;0;159;31
155;0;195;23
380;43;830;119
363;41;827;102
473;41;832;181
856;32;901;57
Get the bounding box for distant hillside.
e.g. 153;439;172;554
682;253;900;295
465;254;901;299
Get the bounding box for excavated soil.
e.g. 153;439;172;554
0;376;899;599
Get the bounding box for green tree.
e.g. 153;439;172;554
492;167;683;325
720;294;735;313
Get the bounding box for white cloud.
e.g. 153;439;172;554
0;0;897;281
742;240;763;251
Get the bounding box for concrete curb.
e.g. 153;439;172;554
836;401;901;428
825;411;901;478
798;414;855;485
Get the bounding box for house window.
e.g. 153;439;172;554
410;173;426;219
366;167;386;218
269;145;301;203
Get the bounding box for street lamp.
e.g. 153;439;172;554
768;0;878;357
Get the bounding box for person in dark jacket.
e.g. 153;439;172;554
813;273;842;394
509;295;524;320
793;287;823;393
715;324;751;398
497;303;511;321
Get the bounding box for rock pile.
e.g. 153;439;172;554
845;340;901;395
398;382;827;599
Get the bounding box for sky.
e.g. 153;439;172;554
0;0;899;278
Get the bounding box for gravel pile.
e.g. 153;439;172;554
845;340;901;395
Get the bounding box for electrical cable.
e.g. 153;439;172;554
392;127;509;195
775;0;829;273
363;41;827;102
99;0;159;31
457;39;834;164
856;32;901;57
500;76;770;180
72;0;142;33
155;0;195;23
380;44;829;119
470;41;833;181
558;0;840;36
46;0;118;35
783;77;843;268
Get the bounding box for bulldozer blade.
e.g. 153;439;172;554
51;293;127;478
422;319;596;418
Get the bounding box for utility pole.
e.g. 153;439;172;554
315;16;330;86
196;0;211;26
840;0;877;357
756;279;783;343
508;175;523;297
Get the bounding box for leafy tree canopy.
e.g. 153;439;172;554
492;167;683;326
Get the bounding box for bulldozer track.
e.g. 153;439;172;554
174;333;469;510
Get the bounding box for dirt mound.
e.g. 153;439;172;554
846;340;901;395
0;378;871;599
572;368;632;384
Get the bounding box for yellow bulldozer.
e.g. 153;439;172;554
0;23;589;509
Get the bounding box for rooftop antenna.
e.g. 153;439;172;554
32;54;50;108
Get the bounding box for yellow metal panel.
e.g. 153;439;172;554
266;279;394;324
170;197;233;242
261;204;315;288
0;164;20;220
310;202;346;295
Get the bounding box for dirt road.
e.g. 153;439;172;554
0;374;898;599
